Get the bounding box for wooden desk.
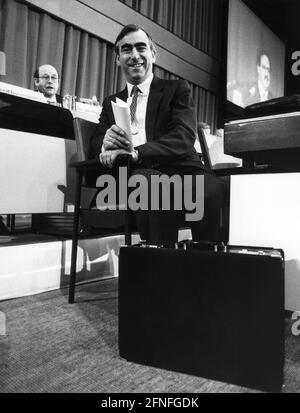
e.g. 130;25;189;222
0;92;76;213
224;112;300;172
229;173;300;311
224;111;300;310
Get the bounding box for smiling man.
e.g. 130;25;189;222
90;24;226;244
33;64;62;105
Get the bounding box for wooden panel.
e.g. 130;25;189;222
23;0;220;91
225;113;300;155
81;0;220;75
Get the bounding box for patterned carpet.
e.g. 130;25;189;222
0;278;299;393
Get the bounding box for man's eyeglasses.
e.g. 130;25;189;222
38;75;59;81
261;65;271;73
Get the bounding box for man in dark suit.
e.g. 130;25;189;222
244;52;273;107
90;24;225;243
33;64;62;105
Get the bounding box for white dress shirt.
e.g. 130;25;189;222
258;80;269;102
39;92;57;104
126;73;153;147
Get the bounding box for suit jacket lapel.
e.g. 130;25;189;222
116;87;128;103
113;78;163;141
146;76;164;141
109;87;128;123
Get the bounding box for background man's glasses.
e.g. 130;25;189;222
38;75;59;81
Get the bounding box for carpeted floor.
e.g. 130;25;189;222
0;278;299;393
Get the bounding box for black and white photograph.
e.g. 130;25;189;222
0;0;300;397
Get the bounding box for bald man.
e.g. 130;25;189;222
33;64;62;105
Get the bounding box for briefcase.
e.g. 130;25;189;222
118;242;285;393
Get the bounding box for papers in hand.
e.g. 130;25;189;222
111;98;132;141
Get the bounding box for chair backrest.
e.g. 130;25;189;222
197;127;213;171
198;127;243;171
73;117;97;162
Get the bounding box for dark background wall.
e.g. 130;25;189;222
1;0;298;129
244;0;300;96
0;0;228;130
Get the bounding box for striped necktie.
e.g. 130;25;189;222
130;85;139;123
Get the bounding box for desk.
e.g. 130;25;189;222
229;173;300;311
0;92;76;213
224;112;300;171
224;112;300;311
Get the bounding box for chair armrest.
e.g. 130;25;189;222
70;153;133;170
214;167;244;176
70;158;99;169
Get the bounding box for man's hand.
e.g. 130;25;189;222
99;148;131;168
103;125;132;151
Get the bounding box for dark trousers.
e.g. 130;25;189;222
92;165;228;244
129;166;228;244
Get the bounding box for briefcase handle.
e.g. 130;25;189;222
128;240;284;260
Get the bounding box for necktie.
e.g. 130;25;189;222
130;85;139;123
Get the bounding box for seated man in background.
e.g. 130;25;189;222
33;64;62;105
90;24;226;244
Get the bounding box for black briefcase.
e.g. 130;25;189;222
118;242;285;393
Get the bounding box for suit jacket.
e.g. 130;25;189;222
90;76;203;170
56;94;63;105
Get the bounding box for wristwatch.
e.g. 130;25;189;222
131;149;139;162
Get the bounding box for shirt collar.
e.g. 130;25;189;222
47;94;57;103
39;92;57;103
127;73;153;97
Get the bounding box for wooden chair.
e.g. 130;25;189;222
68;117;132;303
197;127;243;175
197;127;214;171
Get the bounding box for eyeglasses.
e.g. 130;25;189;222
261;65;271;73
38;75;59;81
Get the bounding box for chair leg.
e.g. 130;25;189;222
9;214;15;233
69;169;83;304
125;155;132;246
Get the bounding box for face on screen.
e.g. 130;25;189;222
257;54;271;91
